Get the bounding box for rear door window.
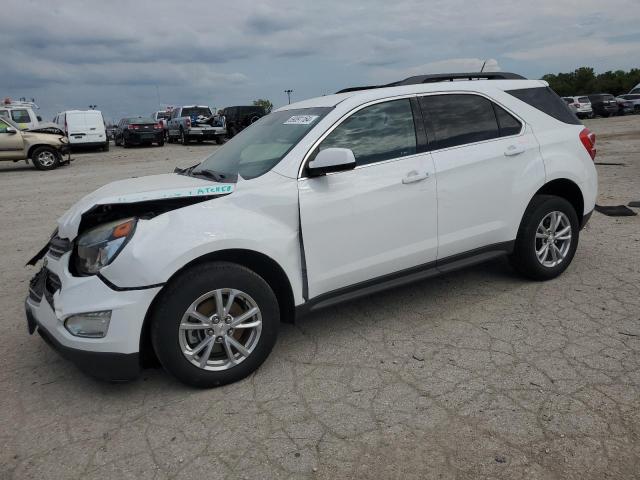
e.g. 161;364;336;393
507;87;581;125
319;99;417;166
419;94;500;149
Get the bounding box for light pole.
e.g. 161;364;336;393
284;89;293;104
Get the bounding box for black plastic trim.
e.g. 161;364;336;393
25;301;140;381
296;241;514;318
580;209;593;230
97;273;165;292
336;72;526;93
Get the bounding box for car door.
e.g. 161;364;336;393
298;97;438;298
0;118;25;160
418;93;544;260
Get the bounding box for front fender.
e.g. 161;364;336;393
100;172;305;303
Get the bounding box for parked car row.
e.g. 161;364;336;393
108;104;268;149
562;92;640;118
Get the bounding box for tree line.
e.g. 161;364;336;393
542;67;640;96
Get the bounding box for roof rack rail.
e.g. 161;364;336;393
336;72;526;94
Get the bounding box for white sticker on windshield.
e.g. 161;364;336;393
284;115;319;125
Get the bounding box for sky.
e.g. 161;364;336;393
3;0;640;123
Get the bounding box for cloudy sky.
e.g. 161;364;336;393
3;0;640;122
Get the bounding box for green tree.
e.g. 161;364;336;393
542;67;639;96
252;99;273;113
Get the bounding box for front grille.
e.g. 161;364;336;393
48;235;72;258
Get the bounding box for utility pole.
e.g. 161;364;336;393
284;89;293;104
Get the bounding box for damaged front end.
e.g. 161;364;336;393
27;191;230;267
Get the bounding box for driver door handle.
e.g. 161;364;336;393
402;170;430;184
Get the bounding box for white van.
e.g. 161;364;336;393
53;110;109;151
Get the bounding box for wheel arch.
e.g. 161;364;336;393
139;248;296;367
533;178;584;224
27;143;60;160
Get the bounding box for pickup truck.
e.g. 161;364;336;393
166;106;226;145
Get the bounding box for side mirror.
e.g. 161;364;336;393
6;126;17;134
307;148;356;177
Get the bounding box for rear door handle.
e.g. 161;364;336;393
402;170;430;184
504;144;525;156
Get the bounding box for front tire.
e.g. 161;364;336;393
31;147;60;170
151;262;280;388
510;195;579;280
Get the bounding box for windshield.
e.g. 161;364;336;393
193;107;331;180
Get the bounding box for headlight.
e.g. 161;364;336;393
74;218;136;275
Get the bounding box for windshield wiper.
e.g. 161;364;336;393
175;164;235;183
190;168;233;183
174;164;197;175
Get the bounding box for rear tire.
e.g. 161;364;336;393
31;147;60;170
509;195;579;281
151;262;279;388
215;136;224;145
102;141;109;152
158;138;165;147
180;129;189;145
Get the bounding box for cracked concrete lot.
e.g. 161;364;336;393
1;116;639;479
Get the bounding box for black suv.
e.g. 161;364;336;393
587;94;619;118
221;106;266;138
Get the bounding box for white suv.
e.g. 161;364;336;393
25;72;598;387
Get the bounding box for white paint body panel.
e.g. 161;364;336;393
432;124;545;258
299;152;437;297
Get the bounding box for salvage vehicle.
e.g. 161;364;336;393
0;117;69;170
25;72;597;387
53;110;109;151
617;94;640;113
0;99;42;130
587;93;619;117
561;96;593;119
114;117;164;147
150;110;172;140
166;106;226;145
221;105;266;138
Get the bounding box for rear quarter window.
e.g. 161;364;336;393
507;87;581;125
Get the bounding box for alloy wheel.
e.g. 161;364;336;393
36;150;56;167
178;288;262;371
535;211;572;267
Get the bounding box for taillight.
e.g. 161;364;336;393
579;128;596;161
186;118;191;128
154;123;161;129
128;124;140;130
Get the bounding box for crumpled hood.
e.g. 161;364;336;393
57;173;235;239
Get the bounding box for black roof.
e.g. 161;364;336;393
336;72;526;94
